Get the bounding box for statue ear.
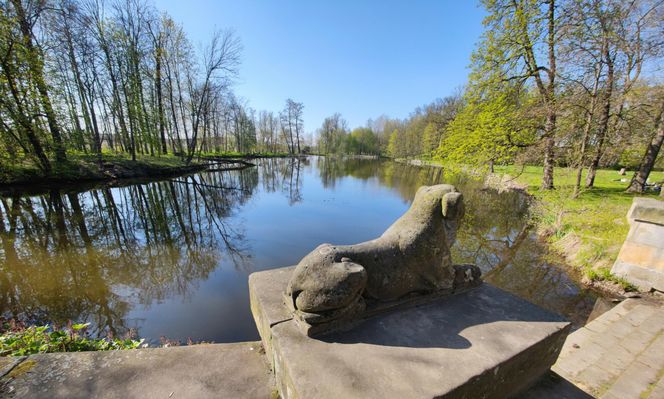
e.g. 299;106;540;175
442;192;464;219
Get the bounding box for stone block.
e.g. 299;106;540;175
612;198;664;291
612;260;664;293
249;266;294;359
250;267;571;399
0;342;273;399
628;198;664;226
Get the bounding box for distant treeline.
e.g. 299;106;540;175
0;0;308;173
316;0;664;193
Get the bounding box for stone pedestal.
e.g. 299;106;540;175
611;197;664;292
250;267;570;399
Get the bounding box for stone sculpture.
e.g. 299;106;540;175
285;184;482;335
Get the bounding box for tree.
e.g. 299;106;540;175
627;99;664;193
436;89;536;171
281;99;303;154
318;113;347;154
186;29;241;163
387;129;406;158
257;110;279;152
10;0;67;164
472;0;559;189
0;0;255;170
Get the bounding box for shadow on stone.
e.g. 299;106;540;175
317;283;567;350
516;371;594;399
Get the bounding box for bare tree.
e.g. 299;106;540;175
186;29;241;163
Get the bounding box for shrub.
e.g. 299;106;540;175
0;319;143;357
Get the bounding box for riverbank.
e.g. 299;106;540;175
0;154;206;190
0;151;303;189
493;165;663;292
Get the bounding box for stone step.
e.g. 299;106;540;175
550;298;664;399
0;342;274;399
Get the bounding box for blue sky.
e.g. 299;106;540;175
153;0;486;134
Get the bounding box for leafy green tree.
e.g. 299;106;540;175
387;129;408;158
436;90;536;172
422;123;440;157
349;127;379;155
471;0;559;188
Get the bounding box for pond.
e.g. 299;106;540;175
0;157;600;344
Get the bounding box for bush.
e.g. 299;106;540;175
0;319;143;357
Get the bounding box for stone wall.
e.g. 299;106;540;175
611;198;664;292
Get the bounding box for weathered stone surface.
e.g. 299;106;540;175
251;267;571;399
628;197;664;226
250;266;295;359
0;342;273;399
0;357;24;379
553;298;664;399
611;198;664;291
285;184;482;334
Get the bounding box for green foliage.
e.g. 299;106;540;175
344;128;380;155
421;122;441;156
386;129;400;158
435;90;535;169
0;321;143;357
0;153;199;184
318;121;381;156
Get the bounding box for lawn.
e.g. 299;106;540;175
494;165;663;284
0;151;199;185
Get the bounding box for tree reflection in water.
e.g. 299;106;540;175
0;168;258;337
0;157;598;342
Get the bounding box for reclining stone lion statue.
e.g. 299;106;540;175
285;184;482;335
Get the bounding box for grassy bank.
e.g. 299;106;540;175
493;165;663;289
198;150;291;158
0;152;205;186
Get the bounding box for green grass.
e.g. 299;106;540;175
0;150;296;184
0;151;198;185
494;164;663;286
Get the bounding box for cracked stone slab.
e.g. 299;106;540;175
0;342;273;399
250;266;571;399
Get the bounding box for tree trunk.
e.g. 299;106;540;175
574;113;592;198
574;68;601;198
626;101;664;193
586;35;615;188
0;59;51;172
541;113;556;190
155;39;167;154
539;0;557;190
12;0;67;164
61;7;99;158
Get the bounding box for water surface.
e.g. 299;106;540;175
0;157;598;343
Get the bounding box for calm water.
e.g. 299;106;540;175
0;157;599;343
